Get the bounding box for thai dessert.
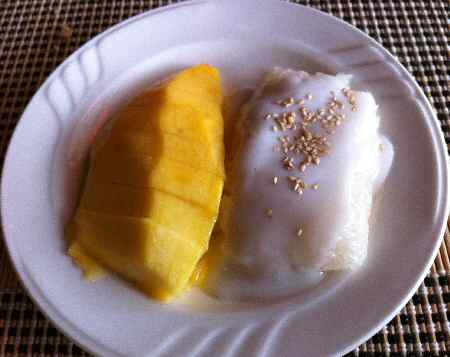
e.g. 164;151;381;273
66;65;393;303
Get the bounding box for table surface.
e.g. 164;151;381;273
0;0;449;356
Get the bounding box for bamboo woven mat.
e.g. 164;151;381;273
0;0;449;356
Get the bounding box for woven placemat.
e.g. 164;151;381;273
0;0;449;356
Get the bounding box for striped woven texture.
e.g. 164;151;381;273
0;0;449;356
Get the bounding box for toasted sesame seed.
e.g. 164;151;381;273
277;97;295;107
266;208;273;217
283;156;294;170
351;106;357;112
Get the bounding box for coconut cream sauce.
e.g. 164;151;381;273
204;69;393;301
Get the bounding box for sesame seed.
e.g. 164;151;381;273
264;114;273;120
312;183;319;190
379;143;384;152
297;228;303;237
272;125;278;132
273;176;278;184
305;93;313;100
277;97;295;107
283;156;294;170
266;208;273;217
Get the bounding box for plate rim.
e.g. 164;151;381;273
1;0;449;356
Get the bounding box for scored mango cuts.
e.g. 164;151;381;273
67;64;225;302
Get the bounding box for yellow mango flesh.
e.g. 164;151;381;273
67;240;106;282
94;131;224;176
112;93;223;146
89;152;223;213
67;64;225;301
69;210;206;300
80;183;216;247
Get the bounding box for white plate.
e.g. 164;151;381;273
2;0;449;356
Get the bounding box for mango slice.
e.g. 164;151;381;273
94;131;224;176
67;64;225;301
88;153;223;213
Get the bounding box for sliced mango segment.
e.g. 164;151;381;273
89;152;223;213
80;184;216;248
112;93;223;144
94;131;225;176
71;210;205;300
